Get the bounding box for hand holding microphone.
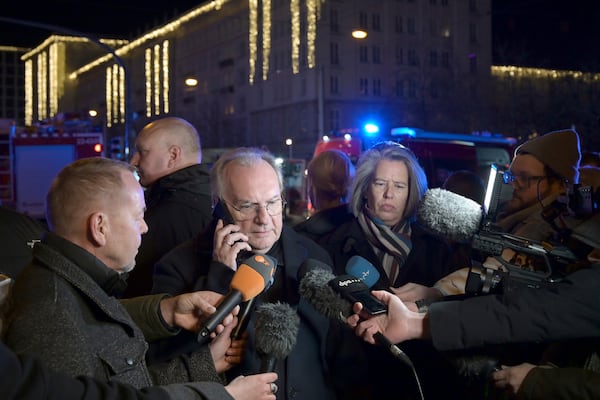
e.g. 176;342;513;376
297;259;408;363
197;254;276;344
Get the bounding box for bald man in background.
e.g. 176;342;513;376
123;117;212;298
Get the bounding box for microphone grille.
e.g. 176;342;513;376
254;302;300;359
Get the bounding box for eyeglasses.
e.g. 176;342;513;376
226;198;286;220
503;171;547;188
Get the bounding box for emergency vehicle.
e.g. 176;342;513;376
314;126;518;188
0;118;104;218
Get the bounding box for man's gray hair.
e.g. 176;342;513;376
210;147;284;203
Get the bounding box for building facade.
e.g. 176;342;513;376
18;0;493;160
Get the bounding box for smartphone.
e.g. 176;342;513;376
328;275;387;315
213;200;235;225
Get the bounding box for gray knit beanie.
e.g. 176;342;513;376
515;129;581;184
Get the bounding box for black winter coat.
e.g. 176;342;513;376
293;204;354;245
151;223;371;400
321;219;468;400
124;164;212;298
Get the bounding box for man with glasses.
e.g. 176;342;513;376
494;128;582;239
149;147;364;400
432;128;582;295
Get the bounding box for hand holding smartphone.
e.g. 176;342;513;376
329;275;387;315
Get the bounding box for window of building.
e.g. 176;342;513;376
330;75;339;94
395;80;405;97
329;108;340;131
373;46;382;64
395;46;404;64
408;18;416;34
430;51;438;67
360;78;369;95
373;78;382;96
359;11;368;29
441;51;450;68
360;45;369;63
469;23;477;43
408;49;418;66
372;14;381;31
395;16;404;33
330;42;339;65
330;8;339;33
408;79;417;98
430;81;439;98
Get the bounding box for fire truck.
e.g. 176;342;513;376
0;118;104;218
314;126;518;188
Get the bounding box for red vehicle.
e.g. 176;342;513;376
9;131;104;218
312;126;517;188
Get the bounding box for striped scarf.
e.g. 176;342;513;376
357;207;412;284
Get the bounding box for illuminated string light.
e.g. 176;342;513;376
306;0;317;68
291;0;300;73
67;0;229;80
154;44;160;115
25;60;33;126
492;65;600;82
49;43;58;117
162;40;170;114
145;48;152;117
262;0;271;81
118;65;125;123
249;0;258;84
105;67;112;127
112;64;119;124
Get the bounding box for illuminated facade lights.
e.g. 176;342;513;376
262;0;271;81
492;65;600;82
249;0;258;84
291;0;300;74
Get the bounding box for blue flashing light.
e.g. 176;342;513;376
391;126;417;137
363;123;380;136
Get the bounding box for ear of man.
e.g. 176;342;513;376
168;145;182;168
89;211;109;247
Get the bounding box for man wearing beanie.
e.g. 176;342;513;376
494;128;581;238
431;129;583;295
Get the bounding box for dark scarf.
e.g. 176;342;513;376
357;207;412;283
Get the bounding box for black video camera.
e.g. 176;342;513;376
464;164;587;296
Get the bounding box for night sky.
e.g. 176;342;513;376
1;0;600;71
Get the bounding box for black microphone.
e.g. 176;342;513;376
197;254;276;344
297;259;410;364
230;297;256;340
231;257;278;340
254;302;300;373
417;188;484;243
